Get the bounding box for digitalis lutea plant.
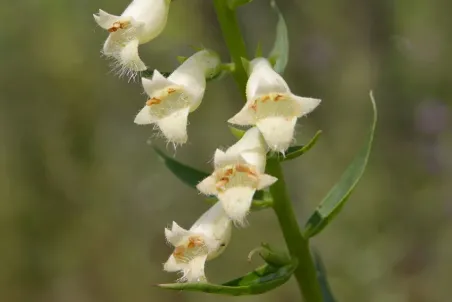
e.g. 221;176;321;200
94;0;375;300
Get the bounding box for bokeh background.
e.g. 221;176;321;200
1;0;452;301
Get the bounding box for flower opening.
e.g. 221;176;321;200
228;58;321;152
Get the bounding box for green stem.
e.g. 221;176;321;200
212;0;248;95
213;2;322;300
266;159;323;302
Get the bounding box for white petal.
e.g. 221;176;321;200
93;9;119;29
246;58;290;101
134;105;157;125
256;116;297;153
240;151;266;173
165;222;189;246
294;96;321;117
257;174;278;190
225;127;267;170
213;149;241;169
169;65;205;112
102;34;122;57
189;202;232;254
206;218;232;260
141;71;175;96
156;107;190;144
228;106;255;126
163;255;186;273
226;127;265;154
196;175;218;196
213;149;226;164
183;255;208;283
119;39;146;72
121;0;170;43
191;202;228;232
218;186;255;225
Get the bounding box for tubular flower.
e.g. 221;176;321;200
163;202;232;283
134;49;221;145
228;58;321;153
93;0;170;76
197;127;278;225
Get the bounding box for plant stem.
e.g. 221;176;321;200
266;159;323;301
212;1;322;300
212;0;248;95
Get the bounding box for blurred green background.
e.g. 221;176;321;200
1;0;451;301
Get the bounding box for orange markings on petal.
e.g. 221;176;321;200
146;97;162;106
187;236;203;249
235;164;248;173
224;168;234;177
216;178;229;191
274;94;284;102
173;246;185;258
167;87;178;94
235;164;256;175
235;164;258;180
261;95;270;103
108;21;129;33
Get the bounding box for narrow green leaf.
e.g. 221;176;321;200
269;0;289;74
303;92;377;238
158;260;297;295
153;147;209;189
270;130;322;162
228;0;253;10
312;249;337;302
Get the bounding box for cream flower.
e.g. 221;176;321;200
197;127;277;225
163;202;232;282
134;49;221;145
228;58;321;153
93;0;170;76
